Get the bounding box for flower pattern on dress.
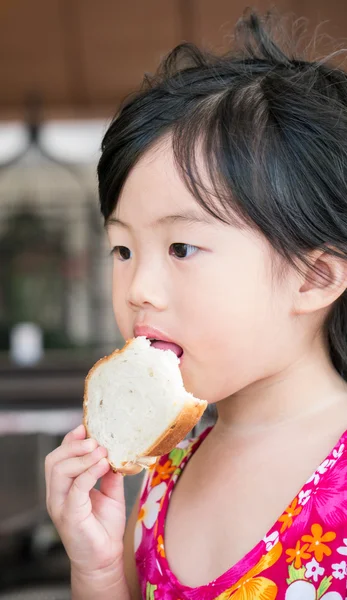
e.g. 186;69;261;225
305;558;325;582
331;561;346;580
285;579;343;599
264;531;280;552
299;489;313;506
333;444;345;461
151;460;177;487
337;539;347;556
278;498;303;533
307;459;332;486
135;426;347;600
157;535;165;558
214;542;282;600
134;482;167;552
289;454;347;537
286;541;311;568
302;524;336;562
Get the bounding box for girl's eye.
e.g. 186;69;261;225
111;246;132;261
169;243;198;259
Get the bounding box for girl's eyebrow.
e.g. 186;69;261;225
106;211;214;230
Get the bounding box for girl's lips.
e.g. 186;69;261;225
134;325;184;359
149;340;183;358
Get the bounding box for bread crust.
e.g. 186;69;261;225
83;339;207;476
144;398;207;457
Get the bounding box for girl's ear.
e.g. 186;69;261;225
294;249;347;315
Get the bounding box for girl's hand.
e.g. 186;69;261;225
45;424;126;576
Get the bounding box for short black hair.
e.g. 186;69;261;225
97;8;347;380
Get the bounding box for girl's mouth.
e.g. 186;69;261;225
149;339;184;359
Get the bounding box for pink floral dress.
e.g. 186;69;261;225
135;425;347;599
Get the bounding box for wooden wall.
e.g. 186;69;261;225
0;0;346;120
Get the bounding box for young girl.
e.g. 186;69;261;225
45;9;347;600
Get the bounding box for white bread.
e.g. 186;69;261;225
83;336;207;475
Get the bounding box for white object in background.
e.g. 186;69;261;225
40;119;107;163
0;409;83;435
10;322;43;366
0;118;108;165
0;121;27;163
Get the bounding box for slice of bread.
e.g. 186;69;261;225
83;336;207;475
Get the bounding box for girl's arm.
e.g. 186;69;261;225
70;485;142;600
71;562;130;600
71;487;143;600
45;424;131;599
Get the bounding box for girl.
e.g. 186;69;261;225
45;9;347;600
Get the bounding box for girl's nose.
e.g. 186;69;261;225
127;263;167;312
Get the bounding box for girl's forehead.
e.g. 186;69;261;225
116;149;206;224
108;208;216;233
115;139;216;227
122;143;182;194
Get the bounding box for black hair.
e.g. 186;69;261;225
97;7;347;380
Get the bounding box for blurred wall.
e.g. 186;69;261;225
0;0;346;121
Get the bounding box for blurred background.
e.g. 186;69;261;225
0;0;346;598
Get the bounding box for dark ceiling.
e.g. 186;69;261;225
1;0;346;121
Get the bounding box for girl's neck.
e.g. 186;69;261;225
216;340;347;437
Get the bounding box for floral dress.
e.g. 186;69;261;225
135;425;347;599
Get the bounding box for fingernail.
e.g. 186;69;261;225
73;424;84;433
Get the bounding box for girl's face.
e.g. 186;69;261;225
106;142;296;403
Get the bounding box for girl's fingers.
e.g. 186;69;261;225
60;446;108;478
48;447;108;511
99;468;125;505
62;424;86;445
47;438;98;471
93;470;125;530
65;458;110;516
46;439;100;507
